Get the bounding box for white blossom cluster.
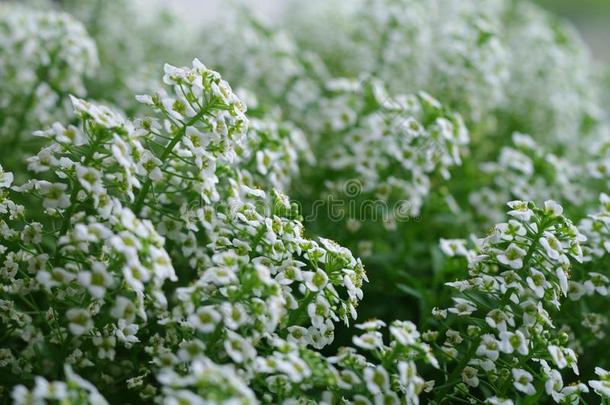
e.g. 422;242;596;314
0;5;98;151
501;2;606;150
283;0;509;124
282;0;605;151
317;78;469;221
437;201;609;403
469;133;589;225
2;0;610;404
0;60;371;403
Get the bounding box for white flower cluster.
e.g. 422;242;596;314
284;0;509;124
282;0;605;150
237;116;314;192
436;200;605;403
199;11;327;115
0;5;98;148
469;133;588;225
12;366;108;405
502;2;605;150
0;60;369;403
318;78;469;221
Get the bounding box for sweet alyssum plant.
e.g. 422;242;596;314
2;0;610;404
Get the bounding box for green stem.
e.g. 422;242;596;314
132;106;212;215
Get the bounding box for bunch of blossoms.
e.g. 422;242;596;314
304;77;468;235
554;193;610;367
198;9;329;117
468;133;588;226
499;1;606;152
434;200;593;403
0;4;98;165
0;59;368;403
49;0;198;114
282;0;509;126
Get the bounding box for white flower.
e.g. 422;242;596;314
115;320;139;347
389;320;420;345
476;334;500;361
512;368;535;395
499;330;528;355
353;332;384;350
543;200;564;218
526;269;549;298
555;268;568;296
540;233;562;261
448;297;477;316
439;238;468;257
0;166;14;188
75;165;105;195
544;368;564;402
485;309;513;332
188;306;221;333
507;200;533;221
497;243;526;269
486;397;513;405
364;365;390;395
355;319;386;331
66;308;93;336
307;295;330;328
303;269;329;292
78;262;113;299
462;366;479;387
495;220;527;241
589;368;610;398
224;330;256;363
567;281;586;301
548;345;569;369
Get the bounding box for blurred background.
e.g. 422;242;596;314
166;0;610;62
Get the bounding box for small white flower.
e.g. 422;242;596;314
476;334;500;361
439;238;468;257
548;345;568;369
188;306;221;333
497;243;526;269
507;200;533;221
389;320;420;345
544;200;564;218
462;366;479;387
303;269;329;292
526;269;549;298
512;368;535;395
448;297;477;316
353;331;384;350
499;330;528;355
540;233;562;261
66;308;93;336
589;368;610;398
364;365;390;395
544;368;564;402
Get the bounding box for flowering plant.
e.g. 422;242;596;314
1;1;610;404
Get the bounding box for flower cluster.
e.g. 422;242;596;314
0;5;97;157
284;0;509;125
316;78;468;221
469;133;588;225
2;1;610;403
0;60;367;403
436;201;593;403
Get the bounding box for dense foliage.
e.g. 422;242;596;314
1;0;609;404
